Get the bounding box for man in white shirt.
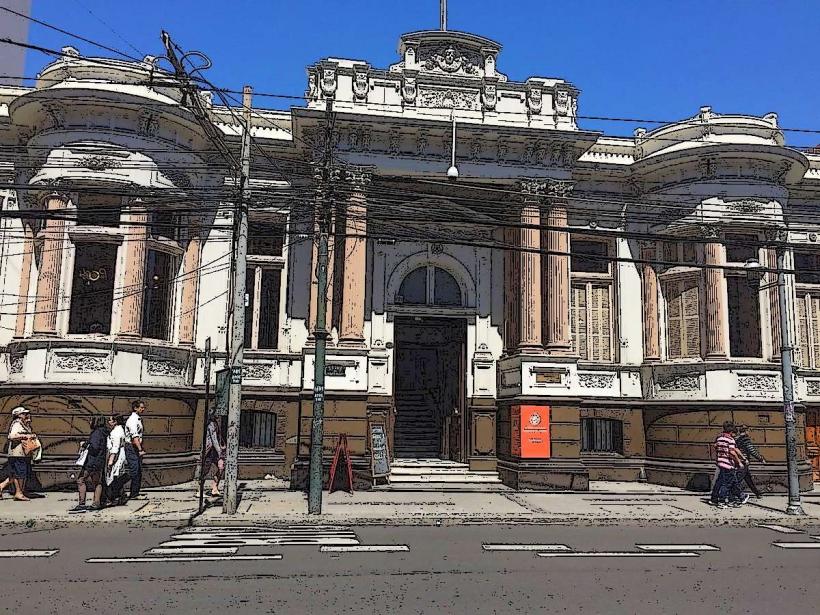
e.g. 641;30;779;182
124;400;146;500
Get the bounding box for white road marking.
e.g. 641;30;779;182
537;551;701;558
0;550;58;558
772;542;820;549
757;524;802;534
145;547;239;555
171;533;358;540
635;544;720;552
87;554;283;563
319;545;410;553
482;544;571;552
162;538;360;547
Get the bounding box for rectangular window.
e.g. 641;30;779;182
141;250;176;340
571;240;609;274
581;418;624;454
244;266;281;350
149;210;178;241
76;195;121;228
663;240;697;265
239;411;276;448
68;242;117;334
248;220;285;256
664;277;701;359
725;233;759;264
795;252;820;285
727;276;762;357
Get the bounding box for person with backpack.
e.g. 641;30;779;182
71;416;108;512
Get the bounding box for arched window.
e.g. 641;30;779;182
396;266;462;307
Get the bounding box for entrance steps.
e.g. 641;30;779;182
378;459;507;491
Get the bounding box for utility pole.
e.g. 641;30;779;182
308;97;334;515
776;244;805;515
198;337;212;514
223;85;253;515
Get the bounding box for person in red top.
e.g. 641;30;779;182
709;422;749;508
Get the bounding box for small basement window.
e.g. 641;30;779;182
239;411;276;448
581;418;624;454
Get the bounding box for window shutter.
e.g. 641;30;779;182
797;295;810;367
571;285;588;360
681;279;701;358
665;280;683;359
811;296;820;369
590;284;612;361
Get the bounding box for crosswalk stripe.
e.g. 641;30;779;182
87;555;283;563
145;547;238;555
757;524;802;534
319;545;409;553
636;544;719;552
772;542;820;549
482;544;571;552
0;550;58;558
537;551;701;558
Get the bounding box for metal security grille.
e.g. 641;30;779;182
581;418;624;454
239;411;276;448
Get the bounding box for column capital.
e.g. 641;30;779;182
516;178;574;200
698;224;722;240
38;190;71;209
343;165;375;192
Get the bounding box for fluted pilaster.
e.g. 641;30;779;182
32;193;69;335
704;231;729;360
640;243;660;361
339;167;371;345
116;199;148;337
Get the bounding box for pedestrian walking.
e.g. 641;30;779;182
5;407;39;502
124;400;147;500
72;416;108;512
735;424;766;498
202;416;225;497
709;421;749;508
105;414;129;506
0;460;11;498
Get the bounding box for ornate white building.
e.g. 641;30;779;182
0;29;817;490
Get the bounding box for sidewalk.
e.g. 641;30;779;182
2;481;819;528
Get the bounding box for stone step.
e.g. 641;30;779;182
375;482;511;492
389;473;502;483
390;466;499;476
391;459;467;467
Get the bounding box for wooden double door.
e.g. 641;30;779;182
393;317;467;461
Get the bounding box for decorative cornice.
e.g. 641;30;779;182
516;178;574;200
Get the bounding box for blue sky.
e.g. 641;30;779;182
17;0;820;146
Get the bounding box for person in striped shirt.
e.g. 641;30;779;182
709;421;750;508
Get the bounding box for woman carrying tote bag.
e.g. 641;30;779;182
6;407;38;502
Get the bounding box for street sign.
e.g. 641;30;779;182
213;368;230;416
370;423;391;478
231;366;243;384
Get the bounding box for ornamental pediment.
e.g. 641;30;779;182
389;30;507;82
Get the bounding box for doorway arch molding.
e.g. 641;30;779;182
386;249;477;310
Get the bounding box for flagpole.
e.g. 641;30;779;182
440;0;447;31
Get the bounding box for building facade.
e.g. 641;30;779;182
0;29;818;491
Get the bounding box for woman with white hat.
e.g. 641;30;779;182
6;407;38;502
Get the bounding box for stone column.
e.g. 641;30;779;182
544;180;573;355
116;199;149;337
339;168;371;345
516;180;543;351
640;242;661;361
15;222;35;337
178;224;202;345
704;230;729;360
32;192;69;335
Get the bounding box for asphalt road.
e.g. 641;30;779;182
1;522;819;614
